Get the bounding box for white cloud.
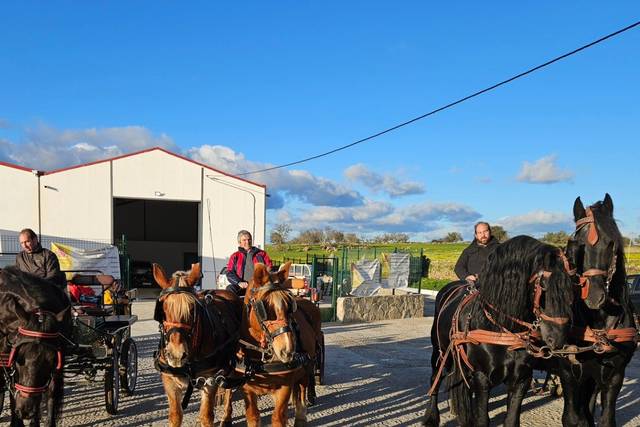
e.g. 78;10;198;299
283;200;481;235
189;144;364;208
344;163;425;197
0;124;177;170
517;155;574;184
496;210;573;235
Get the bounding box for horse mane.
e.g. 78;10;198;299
264;286;295;314
473;235;572;330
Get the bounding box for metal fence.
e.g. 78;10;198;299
272;246;430;321
0;233;132;290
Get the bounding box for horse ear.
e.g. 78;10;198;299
603;193;614;216
55;306;69;322
277;261;292;283
573;197;586;222
253;263;268;286
152;263;171;289
186;263;201;287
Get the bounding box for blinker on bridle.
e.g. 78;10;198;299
569;206;618;300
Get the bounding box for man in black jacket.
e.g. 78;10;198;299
15;228;66;289
454;222;499;283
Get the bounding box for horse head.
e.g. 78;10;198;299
245;262;298;363
5;300;68;421
533;247;575;350
153;263;201;368
568;194;625;310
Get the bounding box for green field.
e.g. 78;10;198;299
266;242;640;291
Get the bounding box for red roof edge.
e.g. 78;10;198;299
0;160;36;173
42;146;266;188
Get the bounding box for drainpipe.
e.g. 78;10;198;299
32;169;43;238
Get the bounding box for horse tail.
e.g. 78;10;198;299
448;366;472;426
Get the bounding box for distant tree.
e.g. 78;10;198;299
541;231;570;246
325;228;345;245
622;236;631;247
344;233;361;245
443;232;463;243
491;225;508;243
270;223;291;245
372;232;410;243
293;228;324;245
634;236;640;246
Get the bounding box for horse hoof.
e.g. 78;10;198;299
422;410;440;427
293;419;307;427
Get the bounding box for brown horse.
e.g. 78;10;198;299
220;262;321;427
153;263;242;427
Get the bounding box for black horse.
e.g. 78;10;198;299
555;194;638;427
422;235;575;427
0;267;71;427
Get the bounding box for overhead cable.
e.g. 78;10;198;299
236;20;640;177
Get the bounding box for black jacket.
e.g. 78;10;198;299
454;237;499;281
15;245;66;289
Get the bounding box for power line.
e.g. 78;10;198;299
237;20;640;177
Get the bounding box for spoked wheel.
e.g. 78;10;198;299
0;385;4;416
105;345;120;415
119;338;138;396
315;332;325;385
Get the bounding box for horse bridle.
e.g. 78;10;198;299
1;310;65;398
529;269;570;327
155;286;201;358
247;281;297;355
568;207;618;301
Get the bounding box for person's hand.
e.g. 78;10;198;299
239;281;249;289
465;275;477;282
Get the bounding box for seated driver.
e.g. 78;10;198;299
225;230;272;297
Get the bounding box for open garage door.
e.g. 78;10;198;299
113;198;199;286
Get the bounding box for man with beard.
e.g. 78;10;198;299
454;222;499;283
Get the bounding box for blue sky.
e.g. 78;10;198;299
1;2;638;241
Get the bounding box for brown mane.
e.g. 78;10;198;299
163;292;195;323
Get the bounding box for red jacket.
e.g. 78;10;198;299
226;247;272;296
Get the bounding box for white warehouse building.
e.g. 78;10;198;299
0;147;267;289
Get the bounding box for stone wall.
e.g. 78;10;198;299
336;294;424;322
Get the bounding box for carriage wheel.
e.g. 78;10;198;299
315;332;325;385
105;346;120;415
119;338;138;396
0;386;4;415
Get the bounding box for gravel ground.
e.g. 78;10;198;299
1;300;638;426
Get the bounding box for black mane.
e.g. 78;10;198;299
472;235;573;330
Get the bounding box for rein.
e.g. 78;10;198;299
427;269;564;396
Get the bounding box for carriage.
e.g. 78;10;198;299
63;271;139;415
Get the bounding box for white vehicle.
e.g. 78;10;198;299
216;267;231;289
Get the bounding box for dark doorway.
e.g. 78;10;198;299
113;198;199;275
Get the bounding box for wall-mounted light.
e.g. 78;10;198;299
154;191;165;197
